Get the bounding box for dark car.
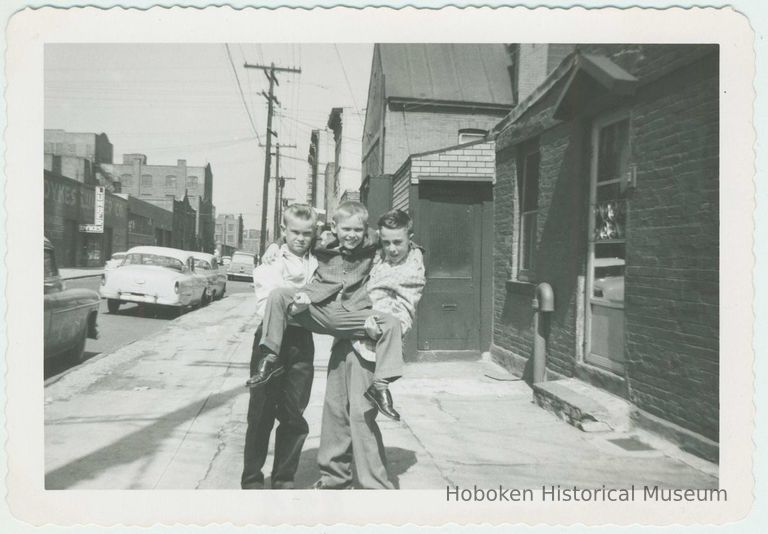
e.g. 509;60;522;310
44;238;100;363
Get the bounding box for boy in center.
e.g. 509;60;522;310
248;201;409;419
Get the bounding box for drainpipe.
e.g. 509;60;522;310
531;282;554;384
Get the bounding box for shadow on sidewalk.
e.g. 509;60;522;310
45;384;243;489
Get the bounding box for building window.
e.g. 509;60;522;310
458;129;487;145
120;174;132;188
141;174;153;188
517;141;540;280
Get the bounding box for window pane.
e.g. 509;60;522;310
597;119;630;183
425;203;473;278
592;243;625;303
141;174;153;187
593;200;626;241
521;212;537;271
522;152;540;211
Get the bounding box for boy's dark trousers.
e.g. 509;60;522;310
317;339;394;489
241;324;314;489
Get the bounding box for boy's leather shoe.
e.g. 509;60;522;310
312;479;353;490
364;385;401;421
245;358;284;388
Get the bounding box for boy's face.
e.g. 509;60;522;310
282;215;315;256
379;226;411;264
332;214;367;250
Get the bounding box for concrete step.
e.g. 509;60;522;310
532;378;632;433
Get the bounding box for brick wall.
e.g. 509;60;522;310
410;141;496;181
384;110;504;175
493;46;719;441
623;53;719;440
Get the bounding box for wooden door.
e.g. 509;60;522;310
416;183;484;352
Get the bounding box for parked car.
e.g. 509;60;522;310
227;251;256;281
104;251;127;271
190;251;227;303
99;245;207;314
44;238;100;363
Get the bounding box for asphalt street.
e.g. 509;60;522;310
44;276;255;379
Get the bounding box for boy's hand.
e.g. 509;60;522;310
289;292;311;316
364;315;382;340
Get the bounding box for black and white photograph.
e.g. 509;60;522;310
3;4;757;528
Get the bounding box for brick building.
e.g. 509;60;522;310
491;44;718;458
214;213;243;252
361;44;515;359
44;170;128;267
44;129;115;190
241;228;261;255
361;44;516;181
307;129;330;210
102;154;215;252
122;196;174;249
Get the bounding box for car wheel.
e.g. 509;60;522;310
107;299;120;314
202;290;210;306
220;285;226;299
66;325;88;364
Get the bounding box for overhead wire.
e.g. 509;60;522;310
224;43;263;145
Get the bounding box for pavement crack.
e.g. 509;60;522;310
398;417;456;487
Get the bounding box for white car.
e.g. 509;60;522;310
189;251;227;304
99;246;207;314
104;251;127;271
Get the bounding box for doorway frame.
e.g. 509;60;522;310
583;108;631;376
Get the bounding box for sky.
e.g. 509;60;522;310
44;43;373;231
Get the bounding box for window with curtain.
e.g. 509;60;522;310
517;141;540;280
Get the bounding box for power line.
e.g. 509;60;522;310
333;44;364;125
224;43;262;145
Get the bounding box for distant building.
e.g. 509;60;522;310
241;228;261;255
339;189;360;204
44;129;115;190
215;213;243;251
101;155;215;252
307;129;331;210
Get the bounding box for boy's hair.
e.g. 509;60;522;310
332;201;369;225
282;203;317;226
378;208;411;231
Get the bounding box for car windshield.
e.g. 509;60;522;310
232;254;253;264
194;258;212;270
125;253;185;272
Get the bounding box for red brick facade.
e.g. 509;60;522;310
492;45;719;442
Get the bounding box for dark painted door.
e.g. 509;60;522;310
416;183;483;352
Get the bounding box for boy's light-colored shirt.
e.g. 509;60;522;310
252;243;318;323
368;246;426;334
352;246;426;362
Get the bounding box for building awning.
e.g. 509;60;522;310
553;53;638;120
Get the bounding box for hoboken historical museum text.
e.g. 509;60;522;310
446;485;727;503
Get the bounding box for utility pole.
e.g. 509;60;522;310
271;143;296;239
244;61;301;254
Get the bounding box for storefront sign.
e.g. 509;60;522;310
79;185;105;233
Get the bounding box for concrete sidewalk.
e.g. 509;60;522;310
44;294;717;490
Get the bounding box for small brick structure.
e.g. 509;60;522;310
491;45;719;454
